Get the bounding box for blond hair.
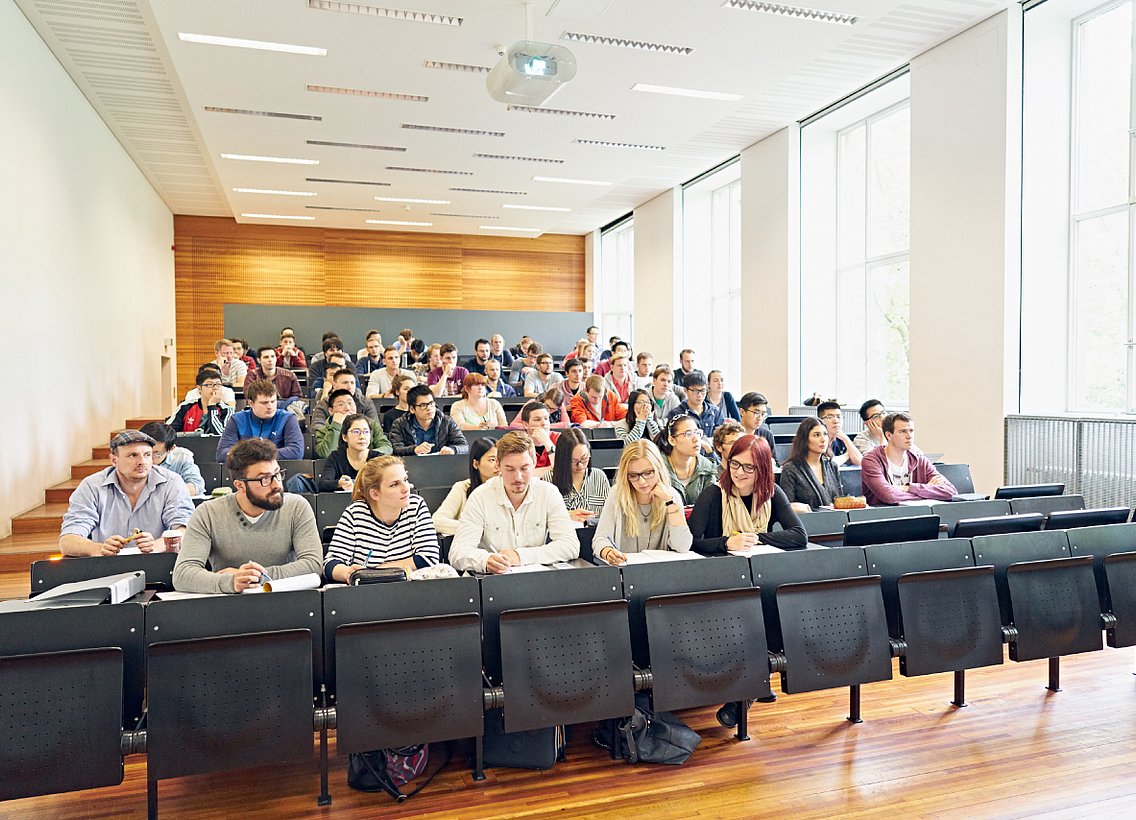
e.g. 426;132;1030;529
611;439;671;537
352;455;404;503
496;430;535;461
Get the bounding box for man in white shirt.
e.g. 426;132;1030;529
367;346;417;398
213;338;247;388
854;399;887;453
633;352;655;390
448;431;579;574
524;353;563;397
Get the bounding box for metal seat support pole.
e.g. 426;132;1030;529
735;701;750;742
147;779;158;820
847;685;862;724
952;670;968;708
1047;657;1061;692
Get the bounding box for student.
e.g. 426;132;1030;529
816;400;862;466
427;342;469;397
655;414;718;505
276;330;307;369
737;391;780;466
524;352;563;397
255;347;302;409
167;367;233;435
433;438;499;535
139;421;205;497
546;428;610;522
484;358;516;398
778;417;844;512
667;371;723;455
388;385;468;456
517;401;559;476
602;353;634;402
568;375;627;427
366;346;418;399
860;412;956;506
215;380;304;462
317;413;383;493
450;373;508;430
312;388;392;459
615;389;662;443
323;456;440;583
592;440;692;565
381;373;416;437
448;431;579;574
647;365;682;422
711;421;746;467
688;435;807;555
706;370;741;422
854;399;887;453
172;439;322;593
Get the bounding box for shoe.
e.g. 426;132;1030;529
716;702;739;728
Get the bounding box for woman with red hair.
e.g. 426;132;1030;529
689;434;806;554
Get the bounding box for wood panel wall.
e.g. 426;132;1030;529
173;216;585;393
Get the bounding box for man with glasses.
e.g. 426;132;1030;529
168;367;233;435
524;352;563;397
172;438;322;593
139;422;205;497
667;372;723;456
816;400;862;467
854;399;888;454
60;429;194;556
216;379;304;462
449;431;579;574
389;384;468;456
737;392;780;466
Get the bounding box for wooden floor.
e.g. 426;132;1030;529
2;551;1134;820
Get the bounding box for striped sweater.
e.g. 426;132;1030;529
324;495;440;580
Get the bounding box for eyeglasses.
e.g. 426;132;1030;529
867;411;886;421
238;470;286;487
571;456;590;468
201;382;222;389
672;429;700;439
686;387;706;395
728;460;756;475
346;428;370;437
820;414;841;422
627;469;656;482
413;401;436;410
744;407;767;418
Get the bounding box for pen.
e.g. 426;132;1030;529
122;528;142;544
363;549;374;567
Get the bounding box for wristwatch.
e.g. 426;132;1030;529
664;499;675;507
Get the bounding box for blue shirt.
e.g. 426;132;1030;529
61;465;194;543
669;401;725;442
412;418;438;448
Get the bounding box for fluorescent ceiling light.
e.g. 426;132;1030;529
242;213;316;220
178;33;326;56
366;219;433;226
560;31;694;55
533;175;611;186
631;83;743;102
503;204;571;212
233;188;316;197
222;153;319;165
481;226;542;232
374;196;451;204
309;1;462;26
722;0;859;26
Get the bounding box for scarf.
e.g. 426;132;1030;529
720;487;771;536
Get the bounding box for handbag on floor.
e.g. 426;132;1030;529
592;695;701;765
482;708;565;770
347;742;450;802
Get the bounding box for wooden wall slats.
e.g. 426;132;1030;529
173;217;585;393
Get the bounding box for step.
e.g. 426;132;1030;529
46;479;82;504
0;530;60;558
72;459;111;480
123;418;163;430
11;503;69;535
93;445;110;459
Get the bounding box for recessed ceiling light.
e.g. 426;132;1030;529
451;187;528;195
233;188;317;197
306;205;384;212
431;212;498;219
307;177;391;186
533;175;611;186
309;1;462;26
506;104;615;120
474;153;563;164
480;225;542;233
423;59;491;73
307;140;405;152
722;0;859;26
560;31;694;55
574;138;665;151
503;204;571;212
374;196;451;204
178;33;327;56
402;123;505;137
307;85;428;102
387;166;473;175
365;218;434;226
242;213;317;220
205;106;322;121
631;83;743;102
222;153;319;165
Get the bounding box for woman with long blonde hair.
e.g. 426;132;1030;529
592;439;691;565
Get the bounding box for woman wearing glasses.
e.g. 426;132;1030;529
316;414;384;493
778;416;844;512
614;389;662;443
655;415;718;505
592;440;691;565
547;428;610;522
323;455;440;583
432;438;499;535
689;434;807;554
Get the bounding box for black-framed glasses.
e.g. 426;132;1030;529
570;456;590;468
867;411;886;421
413;401;436;410
728;460;756;475
627;469;656;482
237;470;286;487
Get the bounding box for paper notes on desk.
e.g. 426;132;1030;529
241;573;322;594
618;550;704;565
504;563;555;574
725;545;786;557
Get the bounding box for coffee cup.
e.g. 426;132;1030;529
162;529;183;552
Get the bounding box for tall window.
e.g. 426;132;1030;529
800;74;910;408
682;160;742;391
597;217;634;346
1069;0;1132;412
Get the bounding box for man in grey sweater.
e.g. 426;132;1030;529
173;438;323;594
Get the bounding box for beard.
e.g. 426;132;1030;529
248;486;284;511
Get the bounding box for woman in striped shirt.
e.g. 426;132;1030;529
323;455;440;583
547;428;610;523
614;389;662;443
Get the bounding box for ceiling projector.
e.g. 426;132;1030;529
486;41;577;106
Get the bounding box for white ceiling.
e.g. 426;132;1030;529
16;0;1010;238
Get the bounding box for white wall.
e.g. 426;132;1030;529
740;127;800;413
632;188;682;367
908;9;1022;493
0;2;175;538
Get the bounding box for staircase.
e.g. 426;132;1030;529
0;418;162;560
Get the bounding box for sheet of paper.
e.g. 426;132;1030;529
726;544;786;557
242;572;323;594
619;550;704;564
153;590;223;601
115;544;166;556
506;563;554;573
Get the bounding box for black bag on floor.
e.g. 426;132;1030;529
482;708;565;770
347;743;451;802
592;694;701;765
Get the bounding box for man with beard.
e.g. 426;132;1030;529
172;438;322;593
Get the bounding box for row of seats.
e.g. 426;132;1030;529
6;522;1135;814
